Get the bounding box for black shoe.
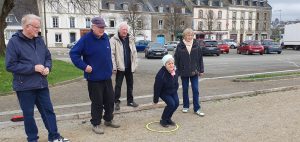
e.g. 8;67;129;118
167;119;176;126
104;121;120;128
115;102;120;111
127;102;138;107
160;120;169;128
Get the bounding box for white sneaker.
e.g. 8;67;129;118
182;108;189;113
48;136;70;142
195;110;205;117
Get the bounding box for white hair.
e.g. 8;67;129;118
21;14;41;27
117;22;130;33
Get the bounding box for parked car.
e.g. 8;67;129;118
217;40;230;54
237;40;264;55
223;39;238;49
144;42;168;59
135;40;150;52
261;39;282;54
67;41;77;49
164;41;179;51
199;40;220;56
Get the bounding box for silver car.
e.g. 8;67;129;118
223;39;238;49
164;41;179;51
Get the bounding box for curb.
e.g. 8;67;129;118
233;75;300;82
1;85;300;129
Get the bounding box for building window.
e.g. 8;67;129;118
180;21;185;27
249;12;252;19
264;13;267;20
5;30;17;40
159;6;163;13
109;19;115;28
181;7;185;14
240;21;244;30
248;21;252;30
158;19;163;29
217;22;221;30
198;21;203;30
263;22;267;31
241;12;245;20
68;2;75;13
199;10;203;18
137;20;143;29
256;22;259;30
137;4;142;12
208;10;214;19
232;21;236;30
170;7;174;13
52;17;59;28
232;11;237;19
86;18;91;28
55;33;62;42
256;12;260;20
5;16;12;22
218;11;222;19
69;17;75;28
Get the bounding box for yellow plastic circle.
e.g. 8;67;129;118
145;121;179;133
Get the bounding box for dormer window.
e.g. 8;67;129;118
197;0;201;5
122;3;128;11
159;6;163;13
108;2;115;10
136;3;143;12
181;7;185;14
170;7;174;13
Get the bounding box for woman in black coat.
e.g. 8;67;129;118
174;28;205;116
153;54;179;127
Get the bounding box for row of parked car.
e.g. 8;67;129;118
140;39;283;58
68;38;282;59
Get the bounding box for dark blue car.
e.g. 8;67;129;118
135;40;150;52
261;39;282;54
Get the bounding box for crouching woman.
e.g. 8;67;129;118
153;54;179;127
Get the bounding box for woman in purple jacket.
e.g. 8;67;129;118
153;54;179;127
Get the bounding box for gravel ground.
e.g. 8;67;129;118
1;89;300;142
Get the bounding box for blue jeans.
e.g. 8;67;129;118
16;88;60;142
160;94;179;121
181;75;201;112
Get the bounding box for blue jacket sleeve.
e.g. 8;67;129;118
69;39;88;71
153;71;163;103
5;40;35;75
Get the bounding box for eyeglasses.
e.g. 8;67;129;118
28;24;41;29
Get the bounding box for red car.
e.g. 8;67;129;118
237;40;264;55
217;41;230;54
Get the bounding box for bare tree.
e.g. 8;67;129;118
0;0;99;56
123;4;145;37
165;6;187;41
0;0;36;56
0;0;14;56
203;9;217;39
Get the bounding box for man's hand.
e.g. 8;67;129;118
35;64;45;73
85;65;92;73
41;67;49;76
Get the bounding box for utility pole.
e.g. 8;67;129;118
43;0;48;47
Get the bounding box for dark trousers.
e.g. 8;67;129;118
160;94;179;121
87;79;114;126
16;88;60;142
114;68;134;104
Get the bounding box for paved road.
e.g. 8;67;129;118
1;48;300;122
1;88;300;142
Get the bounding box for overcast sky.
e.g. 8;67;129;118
269;0;300;21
